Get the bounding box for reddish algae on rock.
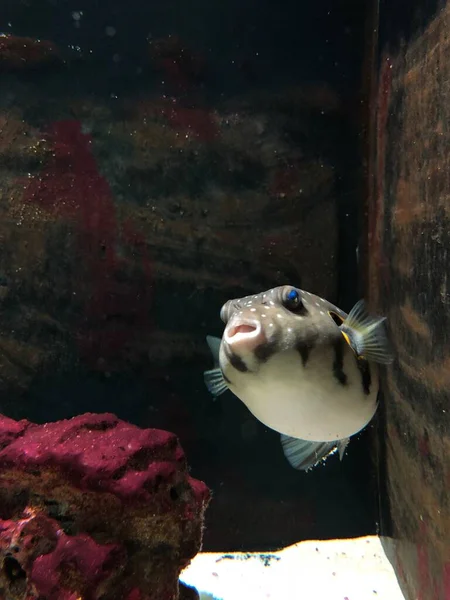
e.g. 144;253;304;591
0;413;210;599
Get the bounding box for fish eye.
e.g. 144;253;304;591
283;287;303;312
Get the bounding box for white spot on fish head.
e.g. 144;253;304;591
269;301;275;306
276;313;283;319
261;314;266;317
250;308;256;312
269;323;274;327
320;311;324;315
315;302;320;307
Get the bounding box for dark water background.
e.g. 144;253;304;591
0;0;380;550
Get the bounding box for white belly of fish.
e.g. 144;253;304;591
227;346;379;442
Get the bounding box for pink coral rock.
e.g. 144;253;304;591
0;413;210;599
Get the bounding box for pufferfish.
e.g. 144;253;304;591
203;285;393;471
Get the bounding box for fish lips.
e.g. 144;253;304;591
224;317;266;353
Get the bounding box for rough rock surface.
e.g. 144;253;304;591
0;412;210;599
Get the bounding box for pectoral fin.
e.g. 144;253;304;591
204;335;229;398
204;368;228;397
340;300;393;364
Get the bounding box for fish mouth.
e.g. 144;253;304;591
224;319;261;343
228;323;258;336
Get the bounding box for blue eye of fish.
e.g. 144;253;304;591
283;287;302;311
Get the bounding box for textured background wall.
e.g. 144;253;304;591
369;2;450;598
0;0;375;551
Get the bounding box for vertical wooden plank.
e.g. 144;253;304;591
370;4;450;599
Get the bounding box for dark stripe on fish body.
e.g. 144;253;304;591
254;340;278;363
223;343;249;373
356;358;371;395
229;354;249;373
332;339;347;386
296;343;310;367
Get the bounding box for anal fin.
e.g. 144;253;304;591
280;434;350;471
